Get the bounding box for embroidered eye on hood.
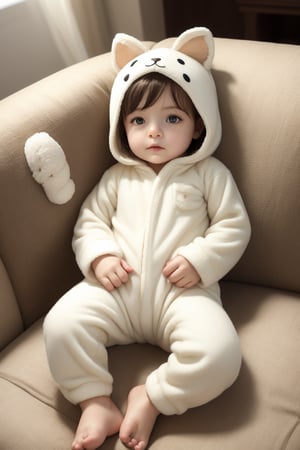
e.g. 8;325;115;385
109;27;222;168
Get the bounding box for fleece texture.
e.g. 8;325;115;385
44;28;251;415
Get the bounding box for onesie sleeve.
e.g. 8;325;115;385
72;165;123;281
176;158;251;287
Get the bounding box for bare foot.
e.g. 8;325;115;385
72;396;123;450
119;385;159;450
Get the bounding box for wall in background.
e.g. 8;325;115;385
103;0;165;43
0;0;166;100
0;1;65;99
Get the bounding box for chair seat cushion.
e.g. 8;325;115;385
0;281;299;450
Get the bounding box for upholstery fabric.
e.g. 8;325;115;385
0;37;299;450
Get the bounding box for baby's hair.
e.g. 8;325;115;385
117;73;205;156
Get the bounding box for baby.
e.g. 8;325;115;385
44;27;251;450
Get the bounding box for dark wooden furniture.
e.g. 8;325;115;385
236;0;300;42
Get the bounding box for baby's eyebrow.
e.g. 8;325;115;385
126;108;144;114
127;104;183;115
162;105;183;111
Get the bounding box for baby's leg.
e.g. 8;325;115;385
44;280;134;402
146;288;242;416
43;280;134;448
72;396;123;450
119;385;159;450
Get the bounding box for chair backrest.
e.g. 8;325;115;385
0;53;115;331
0;38;299;343
211;38;300;293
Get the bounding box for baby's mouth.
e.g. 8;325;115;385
147;145;164;150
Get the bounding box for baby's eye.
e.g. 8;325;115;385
167;115;181;124
131;117;145;125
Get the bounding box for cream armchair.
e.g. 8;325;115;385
0;36;299;450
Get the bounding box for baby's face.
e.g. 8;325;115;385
123;86;202;173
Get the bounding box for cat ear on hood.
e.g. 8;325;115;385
112;28;214;72
172;27;214;69
112;33;148;71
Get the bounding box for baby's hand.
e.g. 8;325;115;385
92;255;134;291
162;255;201;288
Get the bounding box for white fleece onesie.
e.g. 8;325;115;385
44;28;251;416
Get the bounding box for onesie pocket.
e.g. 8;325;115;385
175;184;204;210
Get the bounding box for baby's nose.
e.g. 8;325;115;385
148;124;162;137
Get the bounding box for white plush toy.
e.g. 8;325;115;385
24;132;75;205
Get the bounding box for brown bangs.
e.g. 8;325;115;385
121;73;199;120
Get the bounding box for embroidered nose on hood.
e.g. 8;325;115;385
109;27;222;167
146;57;165;68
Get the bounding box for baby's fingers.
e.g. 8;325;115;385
101;260;134;291
162;259;177;278
120;259;135;274
99;276;117;292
